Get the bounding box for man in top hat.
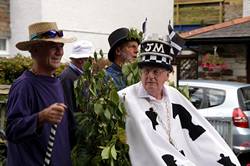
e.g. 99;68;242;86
118;35;240;166
59;40;94;113
6;22;75;166
106;27;140;90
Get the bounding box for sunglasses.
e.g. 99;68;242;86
30;30;63;40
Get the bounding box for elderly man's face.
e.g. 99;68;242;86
32;42;64;71
71;58;88;70
118;41;139;63
141;66;170;98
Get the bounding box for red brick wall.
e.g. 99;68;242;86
0;0;10;38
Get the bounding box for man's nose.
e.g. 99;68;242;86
147;71;155;79
134;47;139;54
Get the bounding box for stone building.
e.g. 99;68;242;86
174;0;250;83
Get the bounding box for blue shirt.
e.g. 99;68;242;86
6;70;72;166
105;63;126;90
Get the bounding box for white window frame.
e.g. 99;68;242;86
0;38;9;56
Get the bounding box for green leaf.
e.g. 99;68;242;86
94;103;103;115
117;127;126;144
101;146;110;160
111;145;117;160
89;86;97;97
127;28;142;42
118;102;125;114
109;90;119;104
104;108;111;120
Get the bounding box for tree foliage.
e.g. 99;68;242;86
72;54;130;166
0;54;66;85
0;55;33;84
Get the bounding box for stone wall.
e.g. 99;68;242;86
243;0;250;16
0;0;10;38
224;0;243;21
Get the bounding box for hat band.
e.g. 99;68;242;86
140;54;172;64
140;52;173;60
30;30;64;41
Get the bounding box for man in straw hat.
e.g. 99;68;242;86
105;27;141;90
59;40;94;113
6;22;75;166
118;34;240;166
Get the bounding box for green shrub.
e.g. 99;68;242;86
73;57;130;166
0;54;33;84
0;54;66;85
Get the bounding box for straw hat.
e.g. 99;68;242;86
16;22;76;51
69;40;94;59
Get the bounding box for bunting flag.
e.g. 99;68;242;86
168;23;185;56
118;82;241;166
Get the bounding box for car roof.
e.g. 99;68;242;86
179;79;250;89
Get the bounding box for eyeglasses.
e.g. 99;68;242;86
141;68;166;77
30;30;63;40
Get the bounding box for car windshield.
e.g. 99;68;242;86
238;86;250;111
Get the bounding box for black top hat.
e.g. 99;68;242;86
138;39;173;72
108;27;140;62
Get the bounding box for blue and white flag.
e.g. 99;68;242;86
168;23;185;56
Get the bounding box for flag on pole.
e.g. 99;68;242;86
168;22;185;56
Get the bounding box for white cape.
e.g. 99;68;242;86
118;82;240;166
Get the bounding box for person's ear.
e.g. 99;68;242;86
115;47;121;55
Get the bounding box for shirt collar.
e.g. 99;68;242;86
69;63;83;75
110;63;122;72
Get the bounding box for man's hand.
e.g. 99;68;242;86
38;103;67;126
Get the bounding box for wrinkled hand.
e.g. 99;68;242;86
38;103;67;126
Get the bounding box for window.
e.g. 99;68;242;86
188;87;204;109
238;86;250;110
188;86;225;109
207;88;225;107
0;38;8;55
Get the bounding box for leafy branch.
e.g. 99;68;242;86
127;28;143;43
72;56;130;166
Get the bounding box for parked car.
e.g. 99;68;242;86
179;80;250;159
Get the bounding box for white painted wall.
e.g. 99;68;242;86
10;0;42;57
243;0;250;17
10;0;173;62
